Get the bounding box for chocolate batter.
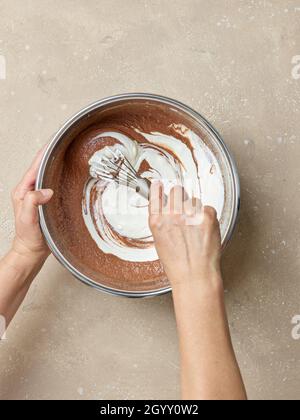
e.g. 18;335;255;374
43;101;225;292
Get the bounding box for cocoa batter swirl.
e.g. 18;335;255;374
45;104;225;291
82;126;224;263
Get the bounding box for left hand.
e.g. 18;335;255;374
11;146;53;262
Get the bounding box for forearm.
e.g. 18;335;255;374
173;277;247;401
0;249;46;326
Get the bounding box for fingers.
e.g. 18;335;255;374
168;185;188;214
20;189;53;225
201;206;221;249
149;181;218;229
184;197;202;216
182;197;202;226
203;205;217;221
149;181;164;216
13;144;48;201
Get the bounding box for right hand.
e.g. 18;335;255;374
149;182;222;293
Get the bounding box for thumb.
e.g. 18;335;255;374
21;189;53;225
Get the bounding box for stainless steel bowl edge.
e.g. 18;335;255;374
36;93;240;298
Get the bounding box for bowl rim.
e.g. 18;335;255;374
36;92;240;298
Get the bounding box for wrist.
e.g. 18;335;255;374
171;269;224;303
12;237;49;266
171;273;227;335
4;246;48;287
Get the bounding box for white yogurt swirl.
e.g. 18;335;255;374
82;126;225;262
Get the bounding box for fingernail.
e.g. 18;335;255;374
40;189;53;198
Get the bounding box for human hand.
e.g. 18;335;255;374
10;146;53;263
149;183;247;401
149;182;222;294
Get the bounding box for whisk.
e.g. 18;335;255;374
91;151;151;200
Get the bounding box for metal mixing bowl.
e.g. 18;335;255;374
36;93;240;297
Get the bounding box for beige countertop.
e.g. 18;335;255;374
0;0;300;400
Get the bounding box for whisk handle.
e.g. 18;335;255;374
136;178;168;205
136;178;151;200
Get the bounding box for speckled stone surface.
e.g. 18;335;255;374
0;0;300;400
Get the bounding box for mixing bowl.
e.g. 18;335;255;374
36;93;240;297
